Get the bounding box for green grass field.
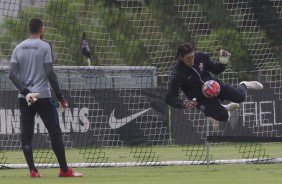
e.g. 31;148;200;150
0;164;282;184
3;143;282;164
1;143;282;183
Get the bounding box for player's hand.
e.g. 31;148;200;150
219;49;231;64
56;94;69;113
59;98;68;113
25;93;40;106
183;99;197;110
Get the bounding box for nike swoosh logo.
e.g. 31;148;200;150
188;75;192;79
109;108;151;129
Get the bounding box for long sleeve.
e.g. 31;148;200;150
165;73;185;109
44;63;62;96
9;47;27;92
44;42;62;98
202;52;226;75
9;62;27;91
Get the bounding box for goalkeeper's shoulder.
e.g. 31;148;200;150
39;39;54;51
40;39;52;45
193;51;214;66
12;39;28;51
194;51;210;60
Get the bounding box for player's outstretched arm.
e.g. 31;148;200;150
202;52;226;75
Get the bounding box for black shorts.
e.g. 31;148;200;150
197;84;246;121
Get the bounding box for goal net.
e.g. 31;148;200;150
0;0;281;168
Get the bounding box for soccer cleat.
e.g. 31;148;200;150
59;168;83;177
239;81;263;90
222;103;240;111
30;170;41;178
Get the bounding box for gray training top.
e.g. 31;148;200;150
9;38;61;98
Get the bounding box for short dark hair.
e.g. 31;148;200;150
29;18;43;34
176;43;194;58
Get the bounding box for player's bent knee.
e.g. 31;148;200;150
21;138;32;147
22;144;32;152
217;115;229;121
214;110;229;121
222;114;229;121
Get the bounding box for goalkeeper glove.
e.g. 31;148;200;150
219;49;231;64
56;94;69;113
21;88;40;106
26;93;40;106
183;98;197;110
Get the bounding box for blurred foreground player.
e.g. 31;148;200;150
165;43;263;122
9;18;82;178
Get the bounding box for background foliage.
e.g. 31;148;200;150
0;0;281;79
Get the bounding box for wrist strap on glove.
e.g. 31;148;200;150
56;93;64;101
21;88;31;96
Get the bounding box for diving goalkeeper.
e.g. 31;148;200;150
165;43;263;122
9;18;82;178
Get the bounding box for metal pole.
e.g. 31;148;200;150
168;105;172;145
206;117;210;169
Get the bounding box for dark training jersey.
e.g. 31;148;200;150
165;51;226;109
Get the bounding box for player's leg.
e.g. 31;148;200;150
35;98;68;170
19;98;40;177
219;81;263;103
36;98;82;177
198;99;229;121
219;83;246;103
204;102;240;130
